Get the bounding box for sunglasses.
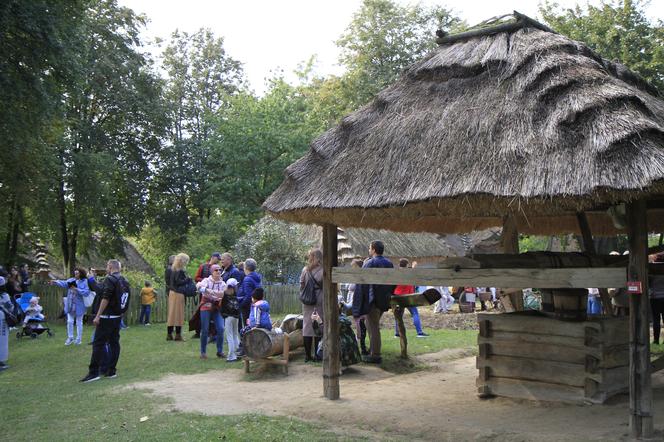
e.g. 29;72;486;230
212;269;221;272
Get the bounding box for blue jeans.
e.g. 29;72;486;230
200;309;224;355
139;305;152;324
587;297;602;315
394;306;423;335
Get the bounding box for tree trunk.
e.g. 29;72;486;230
68;225;78;276
57;176;70;274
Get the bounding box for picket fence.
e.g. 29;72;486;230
27;283;302;325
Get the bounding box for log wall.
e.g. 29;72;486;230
477;312;629;404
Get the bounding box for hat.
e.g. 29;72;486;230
0;276;5;286
30;296;40;303
226;278;238;288
211;252;222;259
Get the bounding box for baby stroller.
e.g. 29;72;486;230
16;292;53;339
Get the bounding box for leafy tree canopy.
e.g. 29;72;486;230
540;0;664;92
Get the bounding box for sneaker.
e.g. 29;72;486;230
0;362;8;371
416;333;430;338
75;339;82;345
145;323;151;326
226;358;238;363
65;338;74;346
104;370;117;379
80;373;100;383
394;334;400;338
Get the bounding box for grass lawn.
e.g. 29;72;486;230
0;322;477;441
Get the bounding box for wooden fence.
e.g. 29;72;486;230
26;283;301;325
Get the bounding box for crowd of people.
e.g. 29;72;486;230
4;244;664;377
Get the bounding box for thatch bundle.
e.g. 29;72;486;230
264;13;664;235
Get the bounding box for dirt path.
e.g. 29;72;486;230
130;349;664;441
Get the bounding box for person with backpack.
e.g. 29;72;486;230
221;278;241;362
354;240;394;364
300;248;324;362
80;259;130;383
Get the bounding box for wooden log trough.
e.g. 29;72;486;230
477;311;629;404
242;315;305;375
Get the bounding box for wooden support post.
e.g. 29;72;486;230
394;306;408;359
322;224;340;400
500;215;522;312
501;214;519;254
576;211;612;315
627;200;653;438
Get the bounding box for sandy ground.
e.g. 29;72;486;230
130;345;664;441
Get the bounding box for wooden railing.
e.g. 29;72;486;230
25;283;301;325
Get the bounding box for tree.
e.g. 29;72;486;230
42;0;167;274
337;0;461;108
233;217;315;284
0;0;87;265
207;77;322;220
150;29;244;244
540;0;664;92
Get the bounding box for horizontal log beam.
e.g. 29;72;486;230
331;267;626;289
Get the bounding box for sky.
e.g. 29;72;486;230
119;0;664;94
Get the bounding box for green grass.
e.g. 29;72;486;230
0;323;477;441
378;328;477;373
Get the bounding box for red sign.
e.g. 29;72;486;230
627;281;642;294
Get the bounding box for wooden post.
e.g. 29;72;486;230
322;224;340;400
576;211;612;315
500;215;522;311
394;306;408;358
626;200;653;438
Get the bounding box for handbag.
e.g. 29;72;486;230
1;303;18;327
181;279;197;298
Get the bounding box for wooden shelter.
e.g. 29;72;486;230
264;12;664;438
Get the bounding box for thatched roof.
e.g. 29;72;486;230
336;227;501;262
264;13;664;235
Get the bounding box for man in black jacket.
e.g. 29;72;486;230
81;259;128;383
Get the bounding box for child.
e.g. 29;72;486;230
23;296;44;324
220;278;240;362
139;281;156;325
248;288;272;330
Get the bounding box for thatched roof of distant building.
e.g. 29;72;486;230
336;227;501;262
334;227;500;262
264;12;664;235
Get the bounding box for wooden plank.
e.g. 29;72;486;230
627;200;653;438
479;377;585;403
322;224;340;400
599;317;630;345
478;332;585;349
587;365;629;386
485;341;589;365
331;266;626;288
476;355;586;387
478;312;599;338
